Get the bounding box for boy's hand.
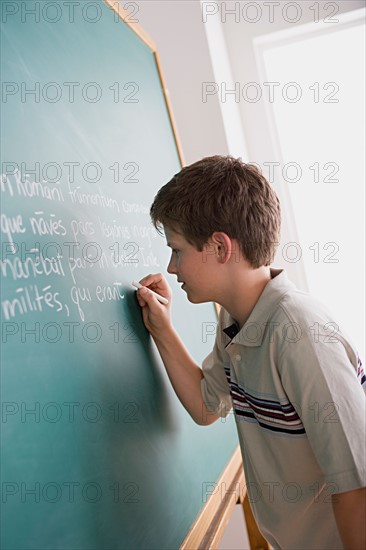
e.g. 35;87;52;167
135;273;173;337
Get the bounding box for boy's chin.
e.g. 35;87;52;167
185;291;212;305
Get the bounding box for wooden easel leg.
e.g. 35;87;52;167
240;493;269;550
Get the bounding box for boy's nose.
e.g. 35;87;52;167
167;257;177;275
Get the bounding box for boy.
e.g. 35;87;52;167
135;155;365;549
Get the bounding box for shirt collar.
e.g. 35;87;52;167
223;322;240;340
222;268;296;348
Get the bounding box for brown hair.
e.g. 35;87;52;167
150;155;281;268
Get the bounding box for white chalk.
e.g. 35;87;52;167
132;281;169;305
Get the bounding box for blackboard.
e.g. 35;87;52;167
0;1;238;548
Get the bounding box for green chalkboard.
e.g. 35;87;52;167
0;1;237;548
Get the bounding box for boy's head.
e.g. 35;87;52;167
150;155;281;269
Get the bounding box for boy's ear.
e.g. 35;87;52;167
210;232;234;263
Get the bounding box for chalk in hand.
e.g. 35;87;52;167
132;281;169;305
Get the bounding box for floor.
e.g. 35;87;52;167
218;504;250;550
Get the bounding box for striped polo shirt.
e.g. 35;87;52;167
201;268;365;549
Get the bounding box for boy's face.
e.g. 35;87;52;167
164;226;220;304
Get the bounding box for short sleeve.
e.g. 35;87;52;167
278;322;366;493
201;315;233;419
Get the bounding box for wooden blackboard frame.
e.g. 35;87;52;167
104;0;219;318
104;0;185;168
102;2;268;548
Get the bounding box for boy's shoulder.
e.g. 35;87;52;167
218;269;360;368
219;268;339;332
269;280;361;375
274;284;337;327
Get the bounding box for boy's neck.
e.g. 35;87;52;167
220;266;272;330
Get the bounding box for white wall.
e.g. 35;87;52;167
132;0;364;288
132;0;364;162
133;0;230;165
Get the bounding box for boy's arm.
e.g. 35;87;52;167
135;275;219;426
332;487;366;549
152;325;219;426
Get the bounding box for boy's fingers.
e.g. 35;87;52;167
139;274;156;285
139;273;167;291
135;289;147;306
139;287;153;301
138;287;160;308
139;288;151;304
